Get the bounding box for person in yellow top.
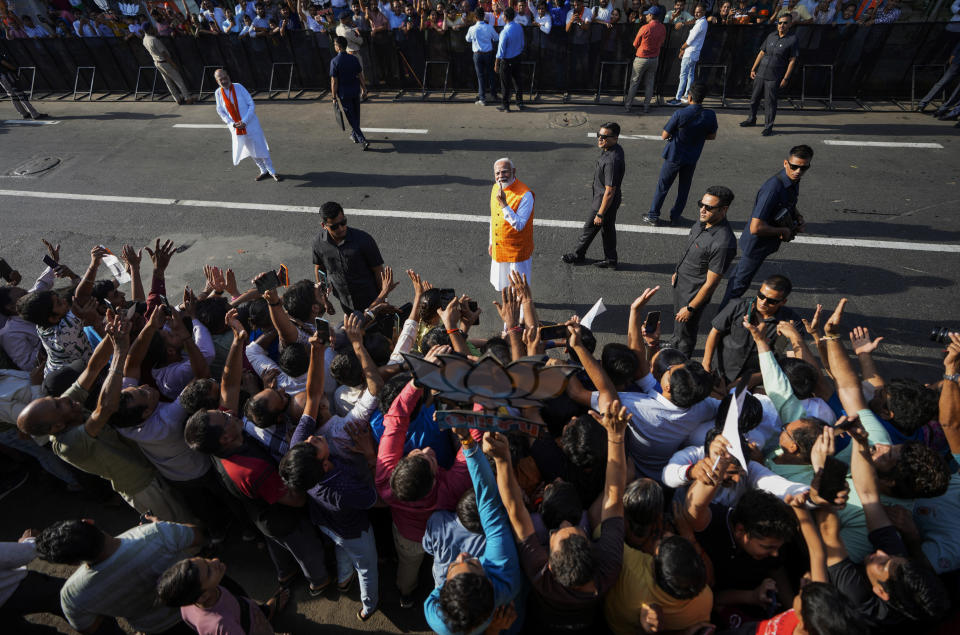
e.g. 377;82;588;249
489;157;535;291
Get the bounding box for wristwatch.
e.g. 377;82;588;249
686;305;696;313
945;373;960;382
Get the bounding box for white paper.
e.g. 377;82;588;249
580;298;606;330
102;254;131;285
721;387;748;470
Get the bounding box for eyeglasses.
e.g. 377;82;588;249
597;133;612;139
757;290;785;304
698;200;722;211
786;162;810;172
326;219;347;230
777;20;790;25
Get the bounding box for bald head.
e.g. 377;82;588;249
215;69;231;90
17;395;83;437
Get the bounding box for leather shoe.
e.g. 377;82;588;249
561;253;585;264
739;118;756;127
594;259;618;269
761;127;774;136
497;105;510;112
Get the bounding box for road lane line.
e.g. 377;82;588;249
0;188;956;253
172;124;429;133
586;132;662;141
823;140;944;149
172;124;222;128
3;119;59;125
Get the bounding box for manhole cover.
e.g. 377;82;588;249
549;113;587;129
11;156;61;176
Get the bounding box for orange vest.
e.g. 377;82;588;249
490;179;534;263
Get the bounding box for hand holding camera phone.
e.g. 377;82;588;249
314;317;331;342
644;311;660;334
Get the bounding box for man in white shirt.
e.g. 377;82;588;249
667;3;708;105
214;68;280;181
465;6;499;105
0;265;57;371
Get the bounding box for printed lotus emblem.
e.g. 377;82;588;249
401;353;578;409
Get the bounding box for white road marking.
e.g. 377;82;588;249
823;140;944;149
173;124;429;133
3;119;59;125
587;132;662;141
0;188;957;253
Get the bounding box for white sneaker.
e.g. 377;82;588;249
475;99;486;106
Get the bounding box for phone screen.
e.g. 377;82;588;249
256;271;281;294
538;324;568;340
438;288;456;307
644;311;661;333
314;317;330;341
42;255;58;269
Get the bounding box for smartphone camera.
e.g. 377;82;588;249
930;327;956;344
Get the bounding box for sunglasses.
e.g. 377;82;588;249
326;219;347;229
786;162;810;172
757;290;785;304
698;200;722;212
597;133;612;139
778;20;790;25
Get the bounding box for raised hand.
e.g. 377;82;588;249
120;244;141;272
379;266;400;297
801;303;823;336
600;399;631;439
509;270;532;303
343;311;365;343
144;239;176;272
741;314;768;342
823;298;847;338
522;322;543;355
482;430;510;462
630;286;660;312
492;285;520;328
41;238;60;263
225;307;246;339
225;268;240;297
849;326;883;355
424;344;451;364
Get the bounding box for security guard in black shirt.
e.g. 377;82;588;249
740;15;799;136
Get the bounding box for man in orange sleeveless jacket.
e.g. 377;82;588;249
489;158;535;291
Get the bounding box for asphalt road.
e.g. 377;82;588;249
2;94;959;633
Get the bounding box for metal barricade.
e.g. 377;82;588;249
16;66;36;100
521;61;537;99
422;61;450;101
695;63;727;106
268;62;294;99
595;61;629;103
134;66;158;101
198;65;222;101
801;64;833;109
73;66;95;101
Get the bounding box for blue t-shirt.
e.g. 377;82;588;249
662;104;718;165
368;404;455;469
739;170;798;258
330;51;363;98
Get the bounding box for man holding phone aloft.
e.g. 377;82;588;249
489;158;535;292
668;185;737;357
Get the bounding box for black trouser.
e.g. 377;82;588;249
339;94;366;144
0;570;65;633
749;77;780;128
169;467;249;538
499;54;524;108
573;204;619;262
669;288;707;358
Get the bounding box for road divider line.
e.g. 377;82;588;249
0;188;956;253
172;124;429;133
823;140;943;149
587;132;662;141
3;119;59;125
172;124;223;128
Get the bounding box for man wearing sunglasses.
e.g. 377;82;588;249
668;185;737;357
720;144;812;307
704;274;803;384
312;201;385;314
740;14;798;136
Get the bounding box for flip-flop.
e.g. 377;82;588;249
308;578;331;597
337;571;357;592
357;606;378;622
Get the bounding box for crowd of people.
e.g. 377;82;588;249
0;175;959;635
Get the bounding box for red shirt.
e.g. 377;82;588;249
220;449;286;505
755;608;799;635
633;20;667;58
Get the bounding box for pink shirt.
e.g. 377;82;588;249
180;587;273;635
375;382;470;542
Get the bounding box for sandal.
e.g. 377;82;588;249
263;587;290;622
337;572;357;592
308;578;331;597
357;606;378;622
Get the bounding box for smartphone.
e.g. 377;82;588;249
255;270;281;294
277;263;289;287
314;317;331;341
42;254;58;268
438;288;456;307
157;295;172;316
538;324;568;340
812;456;848;503
0;258;12;281
644;311;661;333
746;299;757;325
317;269;328;294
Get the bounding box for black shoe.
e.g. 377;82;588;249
563;93;570;103
517;103;526;111
362;141;370;151
594;259;618;269
761;127;774;136
33;113;50;120
641;215;661;226
399;594;415;609
739;118;756;127
561;253;585;264
497;105;510;112
917;102;929;113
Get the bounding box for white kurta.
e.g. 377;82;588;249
214;83;270;165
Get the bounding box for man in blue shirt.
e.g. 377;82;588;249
719;144;812;307
644;82;718;226
465;7;499;105
424;428;521;635
495;7;526;112
330;35;369;150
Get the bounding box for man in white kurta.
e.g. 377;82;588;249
213;69;281;181
489;157;534;291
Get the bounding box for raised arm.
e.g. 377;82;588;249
345;312;383;398
941;333;960;456
78;334;115;392
302;329;327;421
493;285;523;361
485;428;535;540
849;326;885;391
684;437;732;532
821;299;867;414
120;244;145;302
255;272;299;347
144;239;176;317
74;245;107;304
85;315;130;438
568;319;618;411
776;319;833;400
793;505;828;583
627;287;659;379
439;296;470;357
124;302;166;381
598;399;629;522
847;423;891;533
220;309;248;412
